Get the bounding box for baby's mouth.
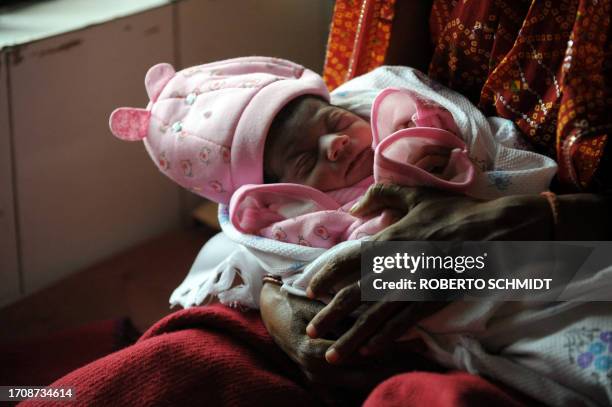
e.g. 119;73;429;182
346;147;370;177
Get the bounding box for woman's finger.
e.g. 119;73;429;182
361;302;448;356
306;282;361;339
307;246;361;299
293;336;334;369
349;183;410;217
351;184;450;218
295;336;373;388
324;300;401;364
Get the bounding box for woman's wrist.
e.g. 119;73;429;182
484;194;554;240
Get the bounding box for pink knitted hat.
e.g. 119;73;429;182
109;56;330;204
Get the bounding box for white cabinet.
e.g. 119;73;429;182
2;6;182;302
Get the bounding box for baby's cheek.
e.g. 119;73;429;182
351;122;373;146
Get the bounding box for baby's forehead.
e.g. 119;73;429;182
290;97;330;124
267;96;333;153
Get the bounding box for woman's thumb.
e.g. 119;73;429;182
350;183;407;217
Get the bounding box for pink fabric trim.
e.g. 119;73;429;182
231;68;330;190
230;183;341;234
374;127;474;192
371;87;461;146
371;87;415;145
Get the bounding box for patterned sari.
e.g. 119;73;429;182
323;0;612;192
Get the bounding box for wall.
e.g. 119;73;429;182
0;52;21;306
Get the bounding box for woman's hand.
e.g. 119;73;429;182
305;183;557;363
349;184;555;242
259;282;416;389
308;183;556;312
260;282;333;382
306;277;443;364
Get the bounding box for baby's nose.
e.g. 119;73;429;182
326;134;350;161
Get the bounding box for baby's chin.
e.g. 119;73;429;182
345;148;375;187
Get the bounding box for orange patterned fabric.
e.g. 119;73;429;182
323;0;396;91
429;0;612;192
323;0;612;192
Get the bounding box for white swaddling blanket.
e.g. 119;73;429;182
169;68;612;405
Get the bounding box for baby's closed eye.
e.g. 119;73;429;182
327;109;354;132
295;151;318;178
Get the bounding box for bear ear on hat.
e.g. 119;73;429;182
109;107;151;141
145;63;175;102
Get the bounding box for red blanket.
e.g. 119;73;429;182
19;305;529;406
1;318;137;387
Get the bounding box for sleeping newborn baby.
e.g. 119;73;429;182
109;56;556;249
230;86;477;247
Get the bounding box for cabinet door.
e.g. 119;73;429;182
0;51;21;307
9;6;182;295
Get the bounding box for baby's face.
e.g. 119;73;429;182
264;97;373;191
